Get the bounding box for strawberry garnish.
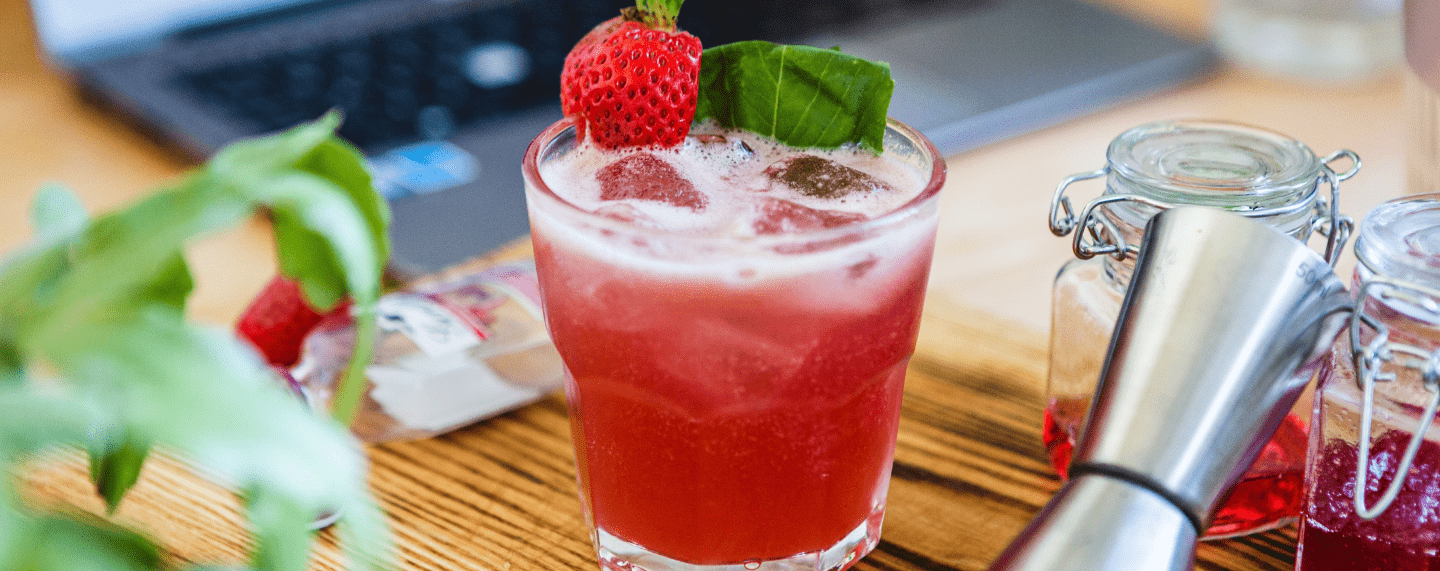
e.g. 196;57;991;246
560;0;701;149
235;275;348;367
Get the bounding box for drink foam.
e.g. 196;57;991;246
536;124;930;236
527;123;939;293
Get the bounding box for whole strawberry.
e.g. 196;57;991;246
235;275;349;367
560;0;701;149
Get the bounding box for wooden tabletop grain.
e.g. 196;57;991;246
20;296;1297;571
2;0;1415;568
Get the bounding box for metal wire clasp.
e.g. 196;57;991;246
1048;167;1172;261
1347;276;1440;520
1313;150;1361;268
1047;149;1359;264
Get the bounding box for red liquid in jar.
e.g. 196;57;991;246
1043;398;1308;538
1298;431;1440;571
1041;403;1079;478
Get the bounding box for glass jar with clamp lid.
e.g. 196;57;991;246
1298;194;1440;570
1045;119;1358;538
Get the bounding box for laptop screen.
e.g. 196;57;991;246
31;0;314;61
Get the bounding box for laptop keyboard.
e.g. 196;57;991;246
178;0;969;152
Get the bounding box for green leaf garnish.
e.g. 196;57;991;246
694;41;894;153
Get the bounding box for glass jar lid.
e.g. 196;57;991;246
1107;120;1321;212
1355;193;1440;286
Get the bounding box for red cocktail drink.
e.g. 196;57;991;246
523;118;944;570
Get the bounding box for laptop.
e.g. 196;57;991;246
28;0;1215;275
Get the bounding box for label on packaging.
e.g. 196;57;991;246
374;293;484;358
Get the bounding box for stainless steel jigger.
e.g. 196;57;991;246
989;207;1352;571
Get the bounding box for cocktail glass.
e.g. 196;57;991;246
522;118;945;571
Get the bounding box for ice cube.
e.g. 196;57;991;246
593;202;660;227
649;316;812;415
764;155;892;199
847;255;879;280
597;152;708;211
686;133;755;164
753;198;868;235
690;134;729;145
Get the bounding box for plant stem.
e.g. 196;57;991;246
332;304;376;427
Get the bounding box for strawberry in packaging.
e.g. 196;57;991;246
238;263;563;443
235;275;348;367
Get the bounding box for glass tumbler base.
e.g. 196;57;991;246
594;505;884;571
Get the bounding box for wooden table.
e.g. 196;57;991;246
2;0;1414;569
22;294;1299;571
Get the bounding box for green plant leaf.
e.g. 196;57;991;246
0;112;394;571
66;313;363;508
2;116;382;340
245;487;312;571
11;114;386;425
11;176;248;350
207;114;389;426
0;344;21;386
141;254;196;314
208;109;388;306
251;171;384;310
0;385;97;458
293;139;391;264
0;512;161;571
30;184;88;241
0;186;90;344
694;41;893;153
234;166;387;426
208;112;345;188
87;428;152;514
257;136;390;311
208;114;391;303
63;312;385;570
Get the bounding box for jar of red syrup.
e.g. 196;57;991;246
1045;119;1359;538
1298;194;1440;570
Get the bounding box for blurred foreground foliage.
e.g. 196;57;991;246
0;113;394;571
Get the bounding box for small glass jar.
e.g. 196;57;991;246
1297;195;1440;571
1045;119;1358;538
